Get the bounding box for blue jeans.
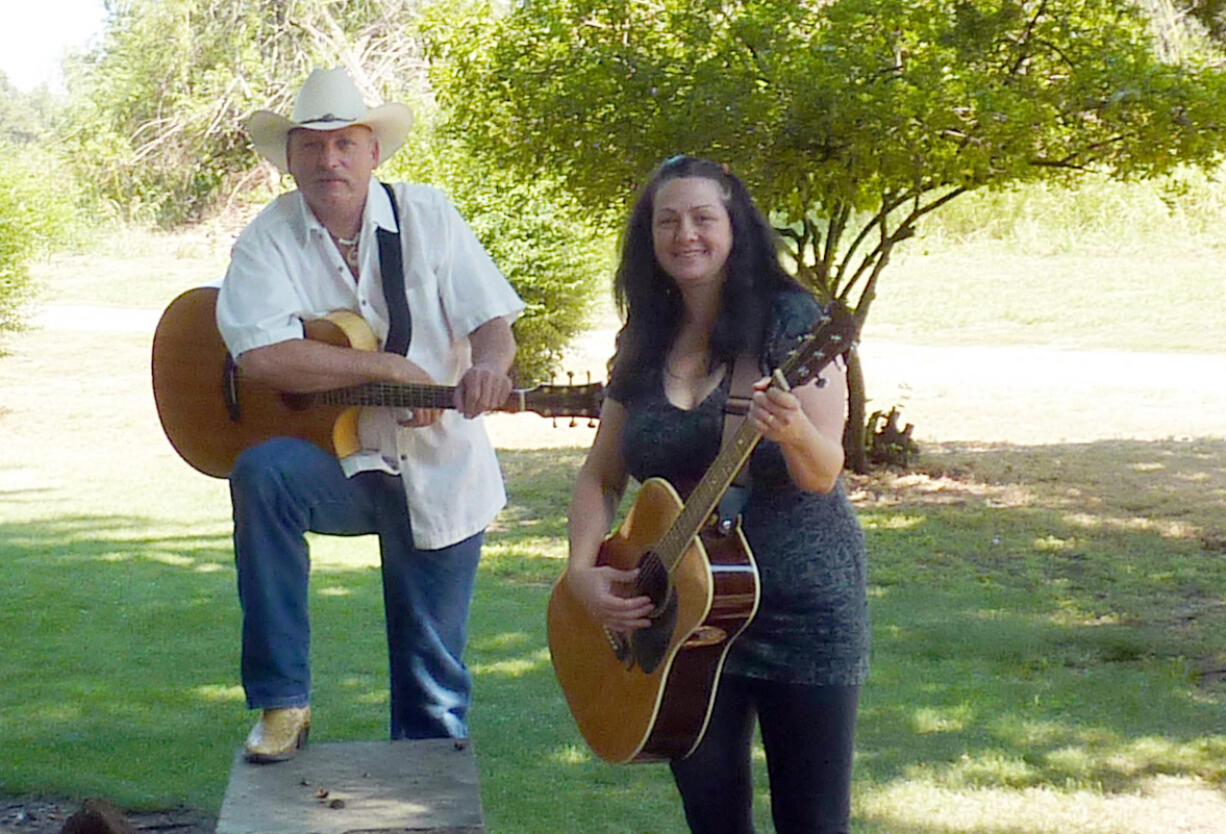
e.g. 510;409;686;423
229;437;482;739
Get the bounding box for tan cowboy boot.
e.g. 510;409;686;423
243;705;311;763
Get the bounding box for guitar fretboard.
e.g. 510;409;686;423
653;415;764;575
292;379;603;420
313;382;472;410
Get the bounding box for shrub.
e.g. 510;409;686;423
383;127;611;384
0;144;84;346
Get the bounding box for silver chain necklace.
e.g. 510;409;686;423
334;234;359;273
333;236;357;272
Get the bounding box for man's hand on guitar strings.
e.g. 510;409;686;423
455;363;513;419
566;564;656;633
395;408;441;428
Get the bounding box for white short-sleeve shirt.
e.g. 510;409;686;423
216;179;524;549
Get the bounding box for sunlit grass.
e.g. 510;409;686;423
4;437;1223;831
4;185;1226;829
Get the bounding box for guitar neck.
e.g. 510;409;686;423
308;382;548;414
655;420;763;573
308;382;488;411
312;381;459;409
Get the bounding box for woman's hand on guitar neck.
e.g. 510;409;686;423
566;564;655;634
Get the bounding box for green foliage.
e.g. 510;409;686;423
0;143;84;343
384;121;610;382
62;0;429;226
0;72;61;145
1180;0;1226;43
423;0;1226;470
424;0;1226;308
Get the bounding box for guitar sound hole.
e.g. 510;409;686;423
636;551;669;614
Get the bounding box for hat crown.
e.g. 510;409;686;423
246;66;413;172
290;67;367;126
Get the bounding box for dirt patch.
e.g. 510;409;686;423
0;798;214;834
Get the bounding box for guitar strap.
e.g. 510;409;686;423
716;354;759;532
377;181;412;355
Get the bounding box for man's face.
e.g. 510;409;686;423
285;125;379;213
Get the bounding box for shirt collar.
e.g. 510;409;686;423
369;179;397;234
291;178;397;245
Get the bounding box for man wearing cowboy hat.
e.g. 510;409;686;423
215;67;523;762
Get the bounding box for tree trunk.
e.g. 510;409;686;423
843;347;868;473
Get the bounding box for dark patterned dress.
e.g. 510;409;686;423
609;291;870;686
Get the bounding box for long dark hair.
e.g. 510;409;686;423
609;155;803;398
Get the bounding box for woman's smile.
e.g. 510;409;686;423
652;177;733;288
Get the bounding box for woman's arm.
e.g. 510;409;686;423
747;359;848;494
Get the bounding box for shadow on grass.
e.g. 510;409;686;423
490;440;1226;803
0;512;405;808
852;437;1226;797
2;438;1223;828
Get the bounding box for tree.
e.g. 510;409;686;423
0;144;82;349
56;0;603;377
63;0;430;225
0;73;60;145
1181;0;1226;42
383;123;605;383
423;0;1226;470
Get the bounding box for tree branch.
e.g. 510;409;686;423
1009;0;1050;77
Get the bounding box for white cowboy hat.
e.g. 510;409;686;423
245;67;413;172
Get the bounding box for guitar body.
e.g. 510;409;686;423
151;286;375;478
546;477;760;763
151;286;604;478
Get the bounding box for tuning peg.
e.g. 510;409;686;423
549;371;558;427
587;371;598;426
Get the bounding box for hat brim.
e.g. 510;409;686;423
246;102;413;173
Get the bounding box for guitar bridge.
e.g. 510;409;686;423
605;628;631;665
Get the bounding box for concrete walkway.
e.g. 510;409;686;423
556;322;1226;446
34;303;1226;447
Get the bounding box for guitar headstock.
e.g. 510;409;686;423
775;301;859;390
522;380;606;419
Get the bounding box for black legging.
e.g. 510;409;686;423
669;676;860;834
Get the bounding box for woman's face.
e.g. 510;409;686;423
651;177;733;291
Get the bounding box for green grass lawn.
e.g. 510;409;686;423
2;438;1224;833
1;222;1224;832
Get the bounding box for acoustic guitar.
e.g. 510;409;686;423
151;286;605;478
546;303;859;763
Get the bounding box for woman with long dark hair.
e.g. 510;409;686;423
565;155;869;834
